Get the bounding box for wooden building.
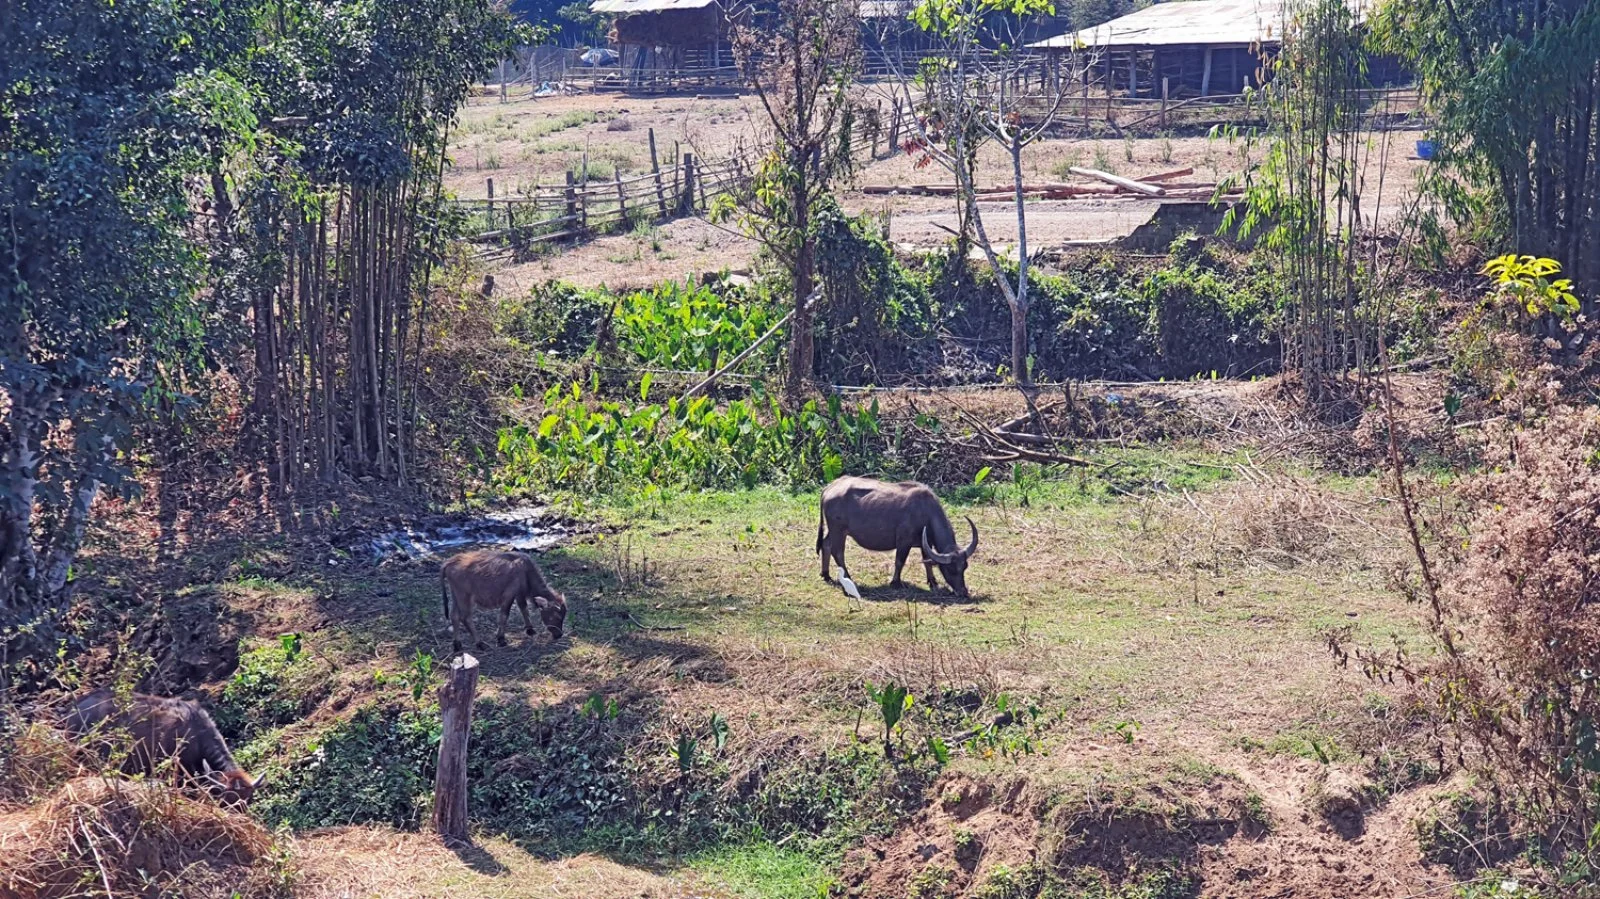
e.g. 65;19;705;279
1031;0;1398;99
591;0;732;72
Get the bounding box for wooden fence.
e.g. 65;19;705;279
452;82;1423;249
451;128;753;249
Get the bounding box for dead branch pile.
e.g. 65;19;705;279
0;777;284;899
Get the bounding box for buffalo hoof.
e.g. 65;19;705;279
819;571;832;583
475;641;490;650
889;578;906;588
452;640;463;654
496;635;508;647
525;626;537;636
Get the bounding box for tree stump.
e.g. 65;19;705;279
432;653;479;842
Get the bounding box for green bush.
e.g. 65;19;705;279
618;279;781;372
937;241;1280;382
214;634;326;744
252;703;442;830
495;383;883;496
251;696;909;861
497;281;609;359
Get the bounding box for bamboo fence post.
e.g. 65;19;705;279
486;178;495;233
432;653;480;843
649;128;668;218
565;170;579;232
679;152;696;215
614;165;627;228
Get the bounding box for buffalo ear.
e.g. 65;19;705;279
251;772;267;790
531;594;551;609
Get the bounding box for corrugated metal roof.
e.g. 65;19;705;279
591;0;716;14
1031;0;1369;50
860;0;914;18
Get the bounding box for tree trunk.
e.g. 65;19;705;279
1010;136;1032;387
785;168;815;408
433;653;480;843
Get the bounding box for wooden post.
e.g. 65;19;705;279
679;152;696;215
499;62;508;103
1161;77;1169;129
1128;52;1138;97
614;165;627;227
432;653;480;843
649;128;668;218
565;169;579;231
888;97;902;154
486;178;495;233
1200;47;1214;96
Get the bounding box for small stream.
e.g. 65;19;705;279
362;505;578;561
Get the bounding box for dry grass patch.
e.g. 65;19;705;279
0;777;287;899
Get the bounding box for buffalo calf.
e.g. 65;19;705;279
65;688;265;807
441;549;567;652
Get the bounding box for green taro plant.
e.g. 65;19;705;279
865;681;913;758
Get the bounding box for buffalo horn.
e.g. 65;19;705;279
962;517;979;558
922;527;955;564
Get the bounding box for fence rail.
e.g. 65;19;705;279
453;81;1424;250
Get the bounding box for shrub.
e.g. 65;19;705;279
1367;405;1600;880
252;704;441;830
495;384;883;496
214;634;327;744
617;279;781;373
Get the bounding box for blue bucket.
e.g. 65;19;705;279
1415;140;1438;160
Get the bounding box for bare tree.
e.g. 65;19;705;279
726;0;862;406
876;0;1069;386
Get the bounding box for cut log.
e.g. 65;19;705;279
1067;167;1166;196
1140;166;1195;183
433;653;481;843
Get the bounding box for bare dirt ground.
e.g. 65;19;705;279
454;87;1432;291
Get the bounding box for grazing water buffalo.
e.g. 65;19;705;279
816;476;979;598
65;688;265;807
441;549;567;652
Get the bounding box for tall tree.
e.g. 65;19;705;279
884;0;1064;386
0;0;255;670
1225;0;1377;403
727;0;862;406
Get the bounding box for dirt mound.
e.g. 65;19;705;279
843;772;1250;898
0;777;284;899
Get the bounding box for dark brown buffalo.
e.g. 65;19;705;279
816;476;979;598
441;549;567;652
65;688;265;807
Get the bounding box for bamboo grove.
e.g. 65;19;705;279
235;0;524;489
1377;0;1600;290
1;0;520;662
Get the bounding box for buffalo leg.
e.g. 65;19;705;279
495;603;512;646
830;534;852;584
819;526;833;581
923;558;940;592
461;612;487;651
516;595;537;635
891;545;910;588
